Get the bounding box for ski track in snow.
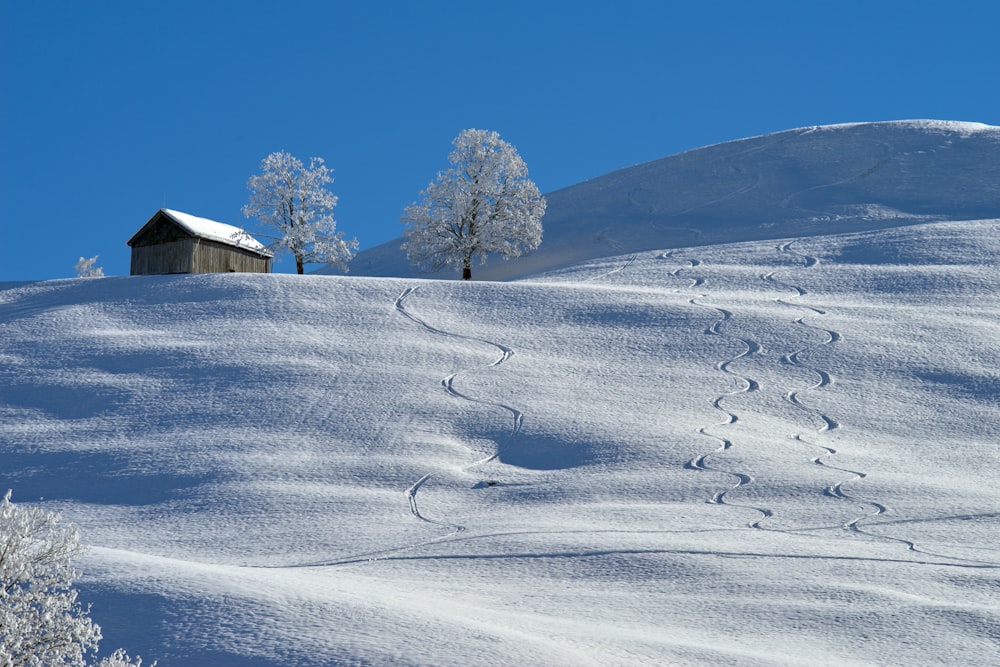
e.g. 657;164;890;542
762;243;868;530
765;242;999;567
661;253;773;528
655;129;808;220
257;286;525;569
394;286;523;530
659;248;1000;569
296;533;1000;570
779;136;894;213
762;242;846;494
582;254;637;282
245;260;1000;573
660;251;705;290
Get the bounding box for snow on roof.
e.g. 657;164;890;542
160;209;272;255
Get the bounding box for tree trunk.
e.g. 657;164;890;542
462;256;472;280
295;255;305;275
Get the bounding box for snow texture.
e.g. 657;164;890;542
1;121;999;666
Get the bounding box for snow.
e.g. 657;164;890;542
2;121;999;665
807;119;997;135
160;208;271;254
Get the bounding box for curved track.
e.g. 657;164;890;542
395;286;523;529
661;253;773;527
767;242;997;566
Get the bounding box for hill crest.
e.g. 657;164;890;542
334;119;1000;281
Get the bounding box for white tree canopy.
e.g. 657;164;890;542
0;491;150;667
243;152;357;274
1;490;98;666
401;129;546;280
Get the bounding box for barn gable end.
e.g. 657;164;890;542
128;209;272;275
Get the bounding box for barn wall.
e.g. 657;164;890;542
130;239;195;275
191;239;271;273
130;215;190;247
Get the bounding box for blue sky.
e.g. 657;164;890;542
2;0;999;281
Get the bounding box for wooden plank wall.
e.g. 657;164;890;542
191;240;271;273
130;239;194;275
130;239;270;275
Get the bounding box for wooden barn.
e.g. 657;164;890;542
128;209;272;275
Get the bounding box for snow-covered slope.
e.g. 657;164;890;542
2;121;1000;665
2;216;999;665
340;120;1000;280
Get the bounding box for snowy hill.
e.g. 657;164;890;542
2;122;1000;665
340;120;1000;280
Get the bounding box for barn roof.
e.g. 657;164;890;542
128;209;273;256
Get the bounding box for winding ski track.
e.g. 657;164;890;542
765;243;890;537
253;256;999;571
766;243;997;566
779;135;894;213
765;242;920;547
661;253;773;528
658;128;810;220
265;286;525;568
395;286;523;530
763;243;863;520
656;247;999;567
659;252;704;290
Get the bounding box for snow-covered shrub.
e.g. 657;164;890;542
75;256;104;278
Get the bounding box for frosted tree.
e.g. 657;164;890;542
95;649;152;667
243;151;358;274
0;491;151;666
75;256;104;278
401;129;546;280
